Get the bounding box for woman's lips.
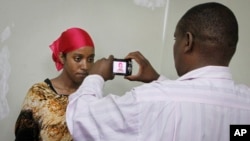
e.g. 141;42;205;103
76;72;88;78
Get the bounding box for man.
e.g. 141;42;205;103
66;2;250;141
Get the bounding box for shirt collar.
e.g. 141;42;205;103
177;66;233;81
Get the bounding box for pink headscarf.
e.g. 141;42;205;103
49;27;94;71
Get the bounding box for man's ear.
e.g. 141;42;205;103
184;32;194;52
59;52;65;65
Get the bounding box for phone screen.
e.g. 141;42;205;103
113;59;132;76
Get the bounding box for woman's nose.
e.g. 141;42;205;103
80;60;88;70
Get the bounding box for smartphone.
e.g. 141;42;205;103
113;58;132;76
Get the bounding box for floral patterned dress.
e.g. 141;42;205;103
15;79;73;141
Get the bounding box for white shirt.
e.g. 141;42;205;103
66;66;250;141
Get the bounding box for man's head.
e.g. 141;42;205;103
173;2;238;76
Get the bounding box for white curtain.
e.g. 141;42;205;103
134;0;166;9
0;26;11;120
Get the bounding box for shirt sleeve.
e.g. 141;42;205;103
157;75;168;81
15;90;40;141
66;75;139;141
15;110;40;141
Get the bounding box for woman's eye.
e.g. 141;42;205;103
74;57;81;62
88;57;94;63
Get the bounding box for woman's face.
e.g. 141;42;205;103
63;46;95;84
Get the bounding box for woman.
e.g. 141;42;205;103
15;27;95;141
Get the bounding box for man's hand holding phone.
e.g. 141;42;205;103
124;51;159;83
89;51;159;83
89;55;115;81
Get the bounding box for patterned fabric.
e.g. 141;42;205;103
66;66;250;141
15;79;72;141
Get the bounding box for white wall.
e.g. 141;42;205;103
0;0;249;140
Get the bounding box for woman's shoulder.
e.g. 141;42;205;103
26;79;56;97
21;81;48;109
28;80;48;91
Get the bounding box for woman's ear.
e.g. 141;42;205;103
59;52;65;65
184;32;194;52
